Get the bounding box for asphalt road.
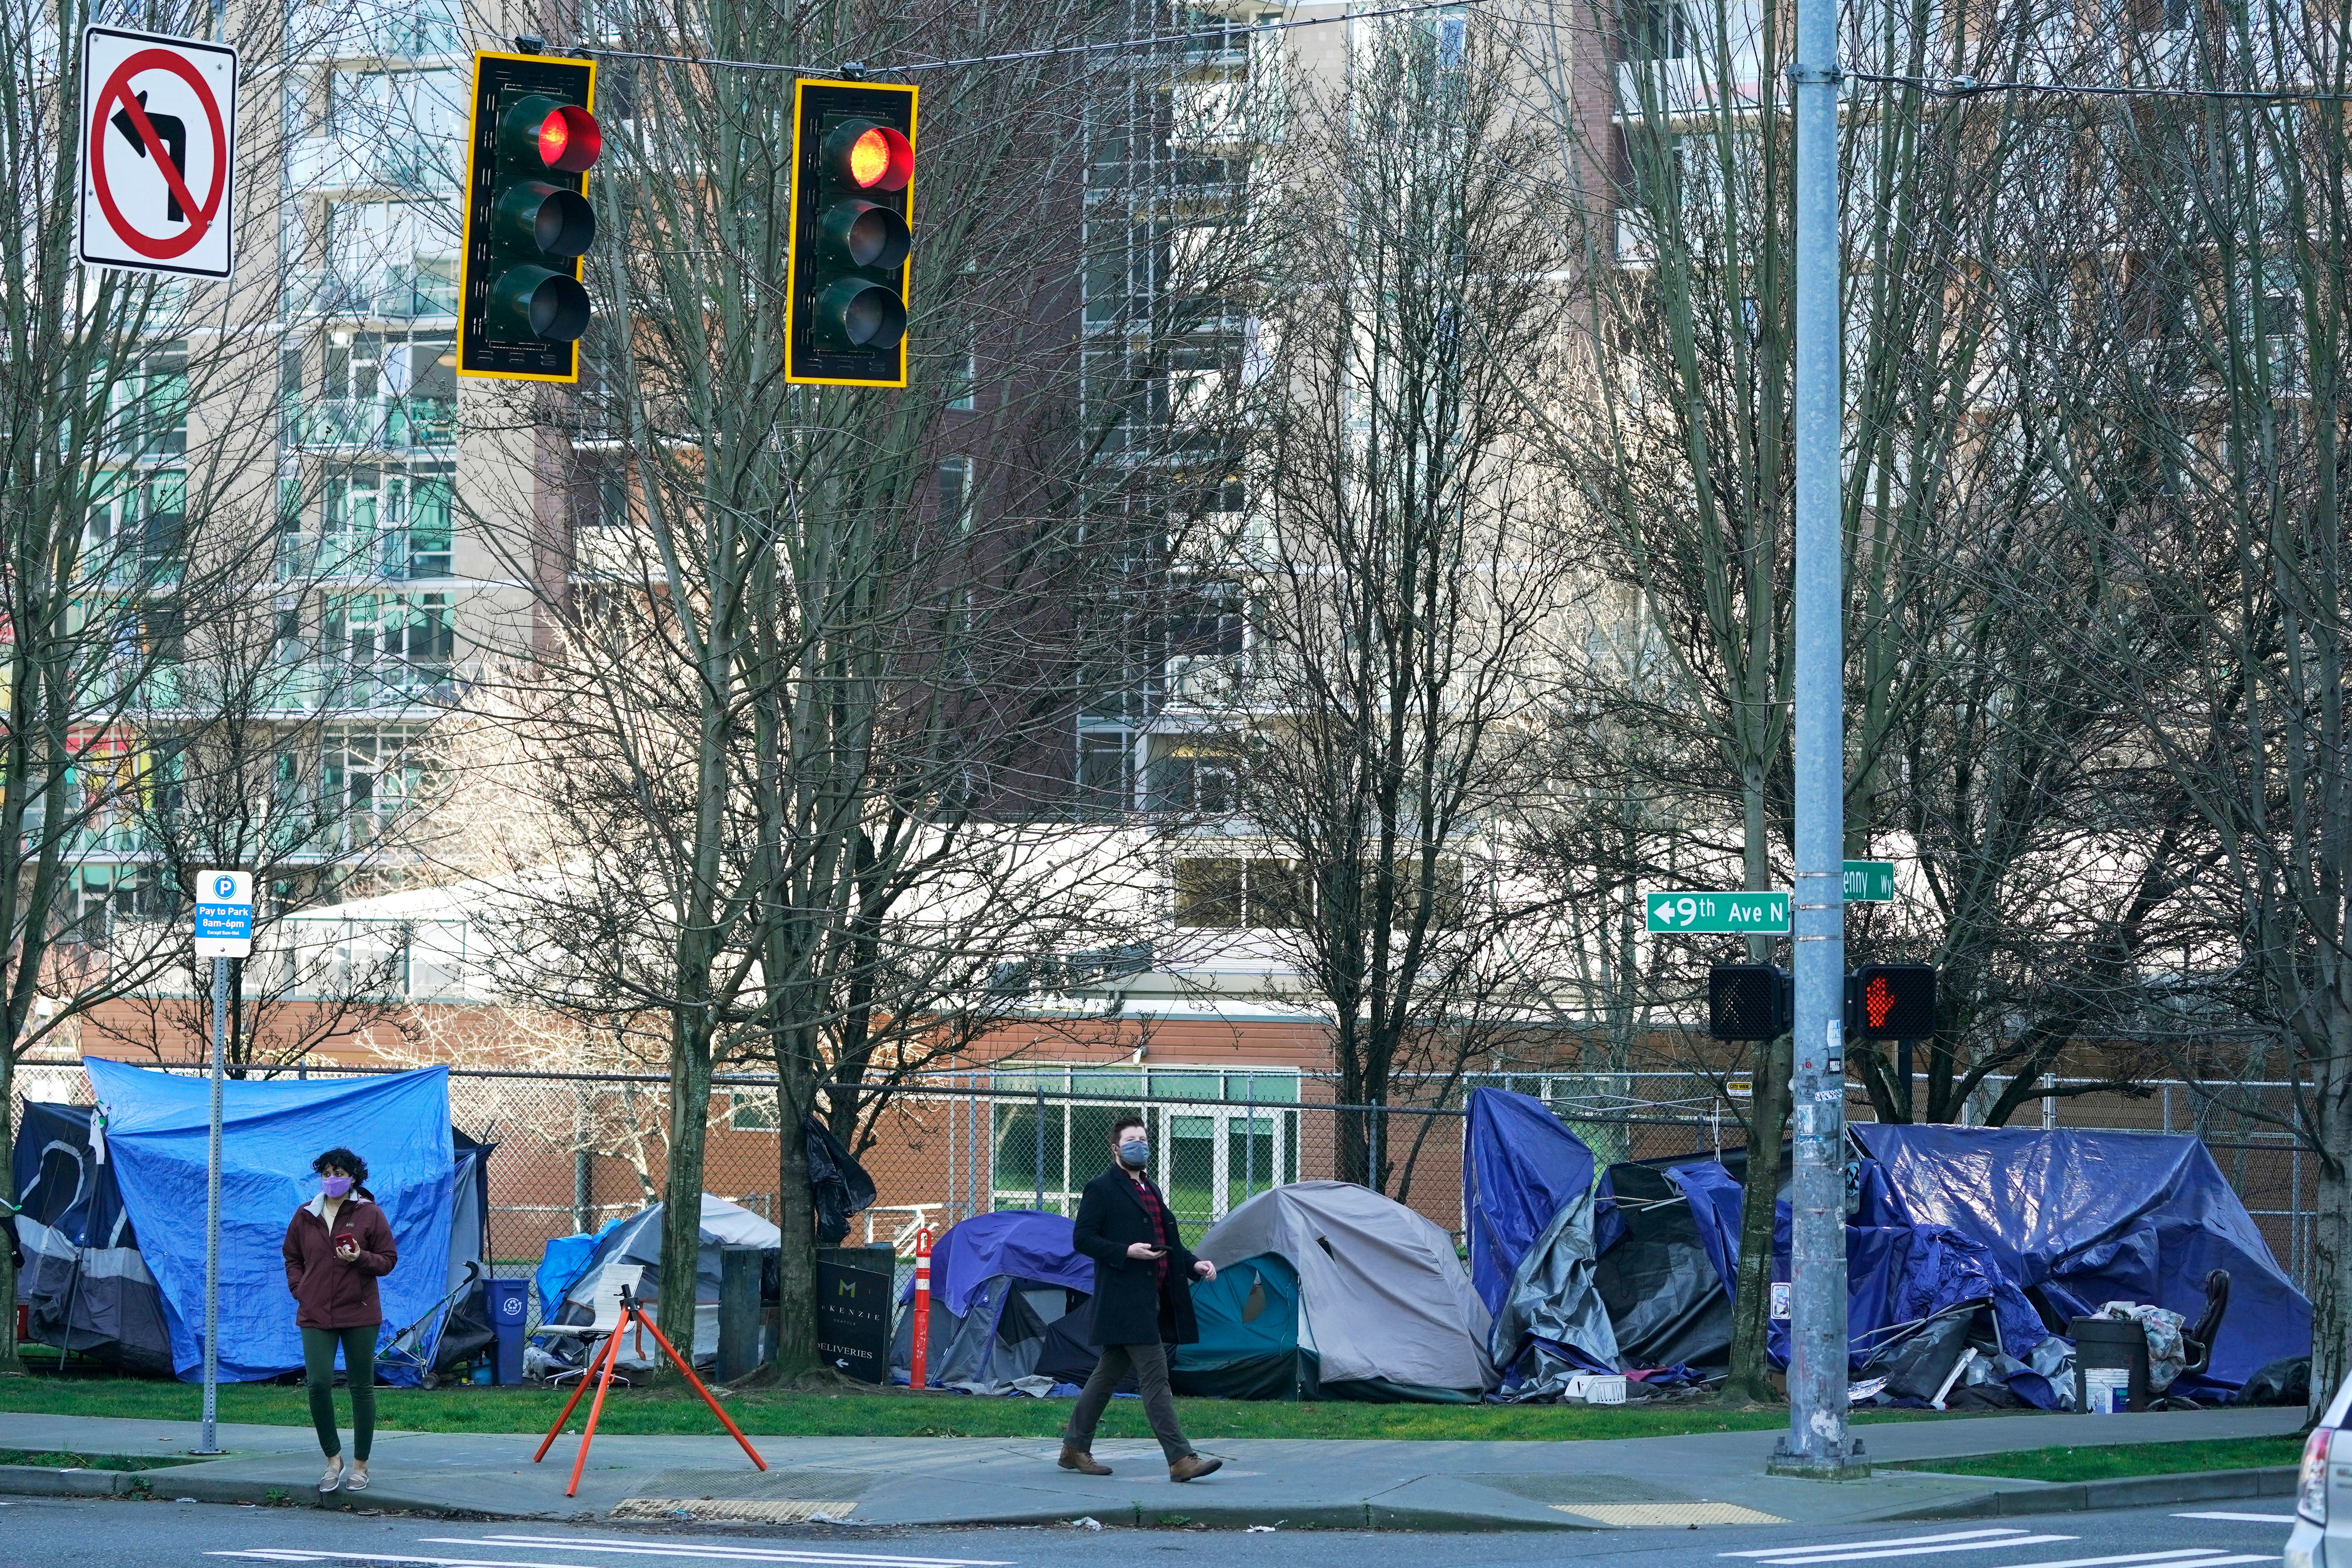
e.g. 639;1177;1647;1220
0;1495;2306;1568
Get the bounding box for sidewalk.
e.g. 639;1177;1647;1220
0;1405;2305;1531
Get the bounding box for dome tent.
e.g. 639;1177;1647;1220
887;1209;1094;1390
1188;1182;1496;1401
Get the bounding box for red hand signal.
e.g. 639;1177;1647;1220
1865;974;1894;1030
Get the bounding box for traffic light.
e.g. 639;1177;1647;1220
1710;963;1792;1041
458;50;600;383
1848;962;1937;1039
786;79;917;386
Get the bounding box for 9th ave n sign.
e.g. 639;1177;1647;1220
76;25;239;280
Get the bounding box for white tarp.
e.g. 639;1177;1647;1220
560;1194;780;1362
1197;1181;1495;1392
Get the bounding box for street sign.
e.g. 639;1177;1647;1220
192;868;253;958
76;26;238;279
1844;860;1897;902
1645;890;1790;934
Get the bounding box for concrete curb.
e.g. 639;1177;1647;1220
0;1462;516;1516
1889;1464;2298;1520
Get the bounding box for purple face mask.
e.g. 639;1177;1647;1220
320;1174;353;1199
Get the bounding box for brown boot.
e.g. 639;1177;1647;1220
1058;1445;1111;1476
1168;1454;1222;1483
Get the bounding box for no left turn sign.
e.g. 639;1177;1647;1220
76;25;238;280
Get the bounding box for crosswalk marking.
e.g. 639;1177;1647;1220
210;1554;599;1568
1726;1531;2044;1559
2174;1515;2298;1525
1739;1535;2077;1566
437;1540;1012;1568
1943;1552;2278;1568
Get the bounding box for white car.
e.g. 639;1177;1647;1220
2290;1374;2352;1568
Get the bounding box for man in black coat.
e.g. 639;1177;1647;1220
1059;1115;1222;1481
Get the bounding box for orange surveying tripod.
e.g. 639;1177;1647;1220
533;1284;766;1497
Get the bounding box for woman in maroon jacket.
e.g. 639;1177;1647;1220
282;1147;396;1493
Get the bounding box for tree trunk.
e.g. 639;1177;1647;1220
656;1020;713;1376
772;1093;818;1378
2310;995;2352;1421
1722;1031;1790;1404
0;1044;21;1374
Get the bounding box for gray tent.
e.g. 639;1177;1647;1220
11;1102;171;1374
1195;1182;1496;1398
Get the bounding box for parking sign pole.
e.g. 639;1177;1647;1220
199;952;226;1454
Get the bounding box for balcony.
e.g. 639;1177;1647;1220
299;266;458;321
290;395;455;453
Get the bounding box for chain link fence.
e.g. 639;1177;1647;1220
9;1057;2322;1315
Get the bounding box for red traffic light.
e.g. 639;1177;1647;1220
823;119;912;192
501;96;601;174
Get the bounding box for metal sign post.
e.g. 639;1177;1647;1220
191;870;253;1456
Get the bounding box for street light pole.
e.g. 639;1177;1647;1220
1772;0;1866;1481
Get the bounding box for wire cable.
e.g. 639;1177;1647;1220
1845;66;2352;104
577;0;1488;76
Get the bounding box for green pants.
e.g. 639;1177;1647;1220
301;1324;378;1461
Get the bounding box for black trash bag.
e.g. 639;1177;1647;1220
1943;1381;2025;1411
804;1114;879;1245
1869;1311;1977;1404
2235;1355;2310;1407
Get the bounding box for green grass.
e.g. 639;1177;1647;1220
1890;1434;2308;1483
0;1374;1957;1442
0;1446;195;1473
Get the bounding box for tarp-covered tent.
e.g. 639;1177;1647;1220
83;1058;455;1382
1461;1089;1620;1394
887;1210;1093;1389
380;1125;497;1384
1195;1182;1495;1400
1663;1127;2310;1402
1851;1126;2311;1390
10;1100;171;1373
549;1194;779;1363
1591;1157;1737;1369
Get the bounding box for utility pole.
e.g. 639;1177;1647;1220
1771;0;1866;1481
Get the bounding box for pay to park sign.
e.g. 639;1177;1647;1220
76;25;239;280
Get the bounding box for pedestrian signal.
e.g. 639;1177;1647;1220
1848;962;1936;1040
786;79;917;386
458;50;600;382
1710;963;1792;1042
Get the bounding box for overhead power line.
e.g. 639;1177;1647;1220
577;0;1489;76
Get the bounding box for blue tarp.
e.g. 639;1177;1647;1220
537;1214;627;1322
895;1209;1093;1318
1463;1088;1596;1318
83;1059;454;1382
1668;1126;2311;1399
1851;1125;2311;1387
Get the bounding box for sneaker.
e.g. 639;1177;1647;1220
346;1465;368;1492
319;1462;343;1494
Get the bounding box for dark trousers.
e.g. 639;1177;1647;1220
1065;1341;1194;1464
301;1324;378;1461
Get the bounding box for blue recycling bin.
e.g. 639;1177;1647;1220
487;1277;529;1385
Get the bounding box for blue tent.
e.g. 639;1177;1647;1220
897;1208;1093;1320
887;1210;1094;1388
83;1059;454;1382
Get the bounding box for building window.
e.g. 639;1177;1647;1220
1622;0;1689;60
1173;857;1308;928
935;456;974;532
1078;729;1132;813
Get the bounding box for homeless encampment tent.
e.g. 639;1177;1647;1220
886;1209;1094;1390
1667;1127;2310;1404
1590;1155;1745;1370
544;1194;780;1365
1189;1181;1496;1401
10;1100;172;1374
80;1058;455;1381
1461;1089;1620;1397
1170;1252;1315;1398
